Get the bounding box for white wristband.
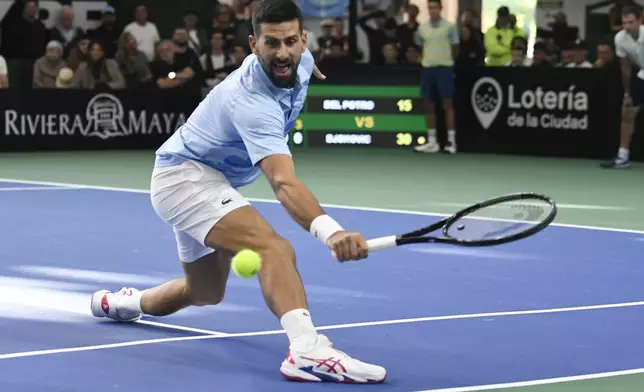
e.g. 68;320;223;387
310;215;344;245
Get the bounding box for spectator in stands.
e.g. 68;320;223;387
182;10;208;56
86;6;120;58
402;45;421;66
230;44;249;69
317;19;335;58
212;4;237;50
232;0;257;54
49;5;83;58
318;38;352;67
531;42;552;67
413;0;459;154
115;31;152;88
149;40;196;90
65;36;90;71
0;54;7;88
333;17;349;56
456;8;485;68
397;5;419;51
357;10;389;65
595;41;617;69
33;40;66;88
200;30;232;88
0;0;48;59
171;27;203;81
69;40;125;90
382;42;399;65
547;11;578;51
123;5;160;62
507;36;531;66
484;6;524;66
557;43;575;67
567;40;592;68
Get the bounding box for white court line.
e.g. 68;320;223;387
416;367;644;391
1;177;644;235
2;300;643;360
0;186;84;192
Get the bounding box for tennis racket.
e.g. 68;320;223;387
367;192;557;252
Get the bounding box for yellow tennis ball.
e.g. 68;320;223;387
231;249;262;278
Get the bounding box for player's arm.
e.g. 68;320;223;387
232;97;368;261
615;36;632;103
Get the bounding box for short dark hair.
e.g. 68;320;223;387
622;4;642;18
252;0;303;36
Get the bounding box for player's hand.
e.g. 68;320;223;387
328;231;369;262
313;64;326;80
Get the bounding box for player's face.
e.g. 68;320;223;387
250;20;306;88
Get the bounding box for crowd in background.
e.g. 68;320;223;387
0;0;637;91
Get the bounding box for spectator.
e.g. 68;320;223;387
357;10;388;65
123;5;160;62
149;40;196;89
69;40;125;90
557;43;576;67
0;54;7;88
200;31;232;88
232;0;257;53
595;41;617;69
484;6;524;66
317;19;335;58
318;38;352;67
230;44;249;69
115;31;152;88
212;4;237;49
413;0;459;154
567;40;592;68
86;6;120;58
456;8;485;68
182;10;208;56
171;27;203;78
507;36;531;66
546;11;578;51
49;5;84;58
1;0;48;59
402;45;421;66
531;42;552;67
382;42;399;65
66;37;90;71
55;67;73;88
33;40;66;88
397;5;419;51
333;17;350;56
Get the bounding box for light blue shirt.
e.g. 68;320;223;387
154;49;315;188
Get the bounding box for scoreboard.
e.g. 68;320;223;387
287;85;427;148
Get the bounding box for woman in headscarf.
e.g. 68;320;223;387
69;40;125;90
33;40;66;88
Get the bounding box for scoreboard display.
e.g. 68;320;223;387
287;85;427;148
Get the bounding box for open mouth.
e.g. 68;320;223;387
273;62;292;77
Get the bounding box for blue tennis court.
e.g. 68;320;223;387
1;179;643;391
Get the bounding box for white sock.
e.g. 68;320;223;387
427;128;437;143
119;289;143;313
447;129;456;143
618;148;629;160
280;308;318;352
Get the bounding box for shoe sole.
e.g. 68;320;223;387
280;364;386;384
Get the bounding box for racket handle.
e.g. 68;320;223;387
367;236;398;252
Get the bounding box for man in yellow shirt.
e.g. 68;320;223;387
484;6;524;66
413;0;460;154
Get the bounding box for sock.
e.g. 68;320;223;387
280;308;318;352
618;148;629;160
447;129;456;143
119;289;144;313
427;128;437;143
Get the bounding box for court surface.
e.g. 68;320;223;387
0;149;643;391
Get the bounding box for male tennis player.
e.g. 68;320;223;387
601;4;644;169
89;0;386;384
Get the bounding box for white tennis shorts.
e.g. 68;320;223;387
150;160;250;262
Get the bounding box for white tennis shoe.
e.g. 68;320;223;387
280;334;386;383
90;287;142;322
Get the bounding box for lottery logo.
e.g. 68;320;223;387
471;77;503;130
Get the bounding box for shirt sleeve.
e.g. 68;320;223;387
230;92;291;166
615;33;626;58
0;56;7;75
297;48;315;85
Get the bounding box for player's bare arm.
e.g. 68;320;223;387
259;154;368;262
620;56;632;106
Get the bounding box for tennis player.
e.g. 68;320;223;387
89;0;386;384
601;4;644;169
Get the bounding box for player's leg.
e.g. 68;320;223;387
438;66;457;153
414;67;440;153
601;75;643;168
203;204;385;383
